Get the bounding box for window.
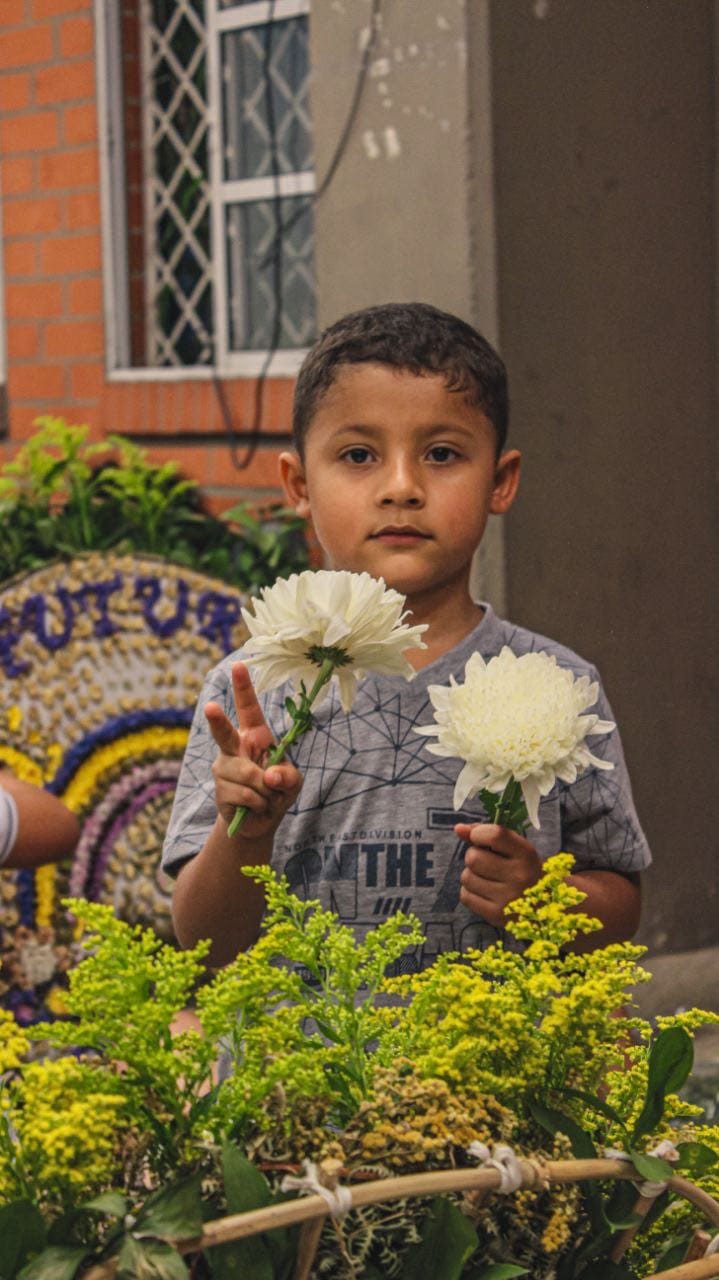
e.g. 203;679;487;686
97;0;316;375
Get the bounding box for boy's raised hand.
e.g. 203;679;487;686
204;661;303;840
454;821;542;927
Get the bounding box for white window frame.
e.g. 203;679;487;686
95;0;313;381
207;0;314;375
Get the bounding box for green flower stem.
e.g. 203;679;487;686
227;657;336;838
484;777;529;834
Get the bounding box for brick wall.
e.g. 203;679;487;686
0;1;293;510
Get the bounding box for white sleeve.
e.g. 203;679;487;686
0;787;19;866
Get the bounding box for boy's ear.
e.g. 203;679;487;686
489;448;521;515
279;450;311;518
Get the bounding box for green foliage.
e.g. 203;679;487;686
0;417;308;589
2;859;719;1279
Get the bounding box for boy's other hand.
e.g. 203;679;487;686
205;662;303;839
454;822;542;926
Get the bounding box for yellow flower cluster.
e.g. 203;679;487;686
0;1009;29;1073
384;856;650;1106
2;1056;126;1204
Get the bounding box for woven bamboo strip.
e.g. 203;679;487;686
79;1159;719;1279
648;1258;719;1280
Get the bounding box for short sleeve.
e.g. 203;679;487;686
161;659;235;876
0;786;19;866
558;671;651;875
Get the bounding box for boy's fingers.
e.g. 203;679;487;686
455;822;531;858
231;662;269;733
204;702;240;755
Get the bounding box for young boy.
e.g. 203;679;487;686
163;302;650;967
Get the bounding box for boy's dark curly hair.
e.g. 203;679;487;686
292;301;509;456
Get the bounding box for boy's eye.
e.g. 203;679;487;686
342;446;373;464
426;445;459;463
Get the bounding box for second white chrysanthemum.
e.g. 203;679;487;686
242;569;427;711
414;646;615;828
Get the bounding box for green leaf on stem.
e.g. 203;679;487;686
401;1197;478;1280
631;1027;693;1141
17;1246;91;1280
135;1175;204;1240
0;1201;46;1279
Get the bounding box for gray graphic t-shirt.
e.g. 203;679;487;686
162;605;651;965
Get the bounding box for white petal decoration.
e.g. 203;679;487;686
241;570;427;710
415;646;615;828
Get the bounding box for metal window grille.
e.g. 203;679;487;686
100;0;315;371
141;0;214;367
210;0;317;361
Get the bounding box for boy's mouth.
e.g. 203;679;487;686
370;525;431;543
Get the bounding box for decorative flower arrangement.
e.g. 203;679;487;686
1;859;718;1280
415;647;616;829
0;552;250;1026
228;570;427;834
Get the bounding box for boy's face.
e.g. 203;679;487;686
281;362;520;616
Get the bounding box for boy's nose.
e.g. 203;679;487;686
378;459;424;506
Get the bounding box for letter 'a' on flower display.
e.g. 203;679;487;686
227;570;427;835
414;646;616;830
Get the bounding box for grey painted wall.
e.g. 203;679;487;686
309;0;718;954
483;0;718;953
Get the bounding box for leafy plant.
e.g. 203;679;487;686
0;417;308;589
1;859;718;1278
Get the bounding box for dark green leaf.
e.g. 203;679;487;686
473;1266;529;1279
221;1143;272;1214
527;1098;597;1158
0;1201;46;1278
117;1236;189;1280
579;1261;637;1279
82;1191;129;1218
401;1197;478;1280
654;1237;693;1271
676;1141;719;1176
206;1146;279;1280
626;1149;674;1183
17;1246;90;1280
632;1027;693;1141
135;1176;203;1241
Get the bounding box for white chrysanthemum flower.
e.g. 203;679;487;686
415;646;615;828
241;569;427;712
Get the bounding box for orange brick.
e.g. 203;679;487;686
1;111;58;155
36;58;95;105
7;323;40;361
2;194;62;236
0;26;53;70
11;405;50;440
59;15;94;57
64;189;100;229
3;240;37;276
45;318;104;357
0;156;34;195
5;280;63;319
68;276;102;315
63;101;97;146
69;360;105;400
225;446;284;489
33;0;91;15
142;437;214;481
1;1;29;24
39;146;97;188
0;72;31;112
9;362;67;401
42;231;101;275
